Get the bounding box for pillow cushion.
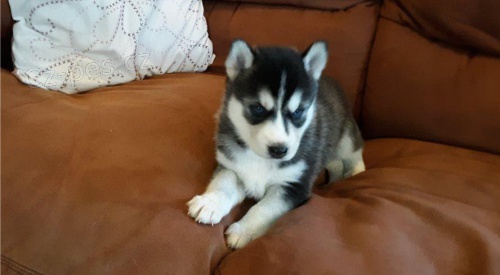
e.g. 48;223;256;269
10;0;215;94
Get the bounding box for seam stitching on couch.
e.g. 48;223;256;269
1;255;43;275
213;250;233;275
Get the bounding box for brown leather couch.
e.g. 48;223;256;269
2;0;499;274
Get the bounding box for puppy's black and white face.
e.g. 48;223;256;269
225;40;328;160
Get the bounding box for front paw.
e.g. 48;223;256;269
225;222;258;249
187;192;230;225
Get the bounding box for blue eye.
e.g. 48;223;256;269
291;108;304;119
250;104;266;116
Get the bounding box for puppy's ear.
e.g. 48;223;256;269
302;41;328;80
225;40;254;80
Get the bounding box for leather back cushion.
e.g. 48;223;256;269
204;0;380;120
382;0;500;56
363;0;500;154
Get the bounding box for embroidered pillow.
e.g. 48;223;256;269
10;0;215;94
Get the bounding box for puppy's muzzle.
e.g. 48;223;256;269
268;145;288;159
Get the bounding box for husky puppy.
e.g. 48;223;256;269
187;40;365;249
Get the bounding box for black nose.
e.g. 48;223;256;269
268;146;288;158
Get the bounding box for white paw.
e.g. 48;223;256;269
187;192;230;225
225;222;256;249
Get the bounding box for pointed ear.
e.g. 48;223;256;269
302;41;328;80
225;40;254;80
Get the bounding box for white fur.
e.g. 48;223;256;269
278;72;286;107
303;42;328;80
287;91;302;112
337;130;354;157
326;131;366;182
190;142;306;248
259;89;275;110
216;149;307;199
258;112;288;146
187;169;245;225
225;41;254;80
326;159;344;182
225;186;290;249
346;149;365;177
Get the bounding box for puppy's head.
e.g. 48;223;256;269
224;40;328;160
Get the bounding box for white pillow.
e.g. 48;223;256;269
10;0;215;94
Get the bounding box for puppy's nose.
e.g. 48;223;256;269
268;145;288;159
